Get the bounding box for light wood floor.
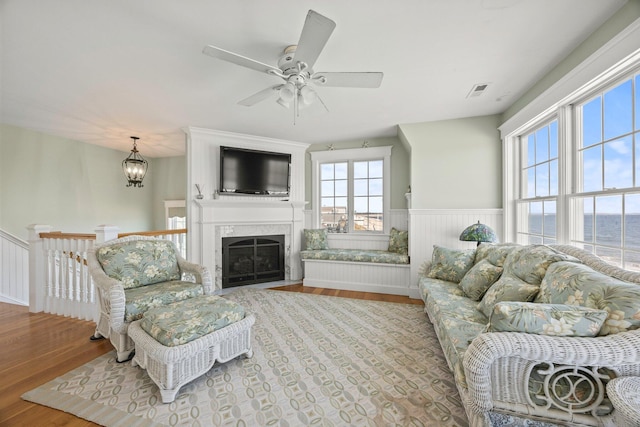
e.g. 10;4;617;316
0;286;423;426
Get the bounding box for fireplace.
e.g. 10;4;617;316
222;235;285;288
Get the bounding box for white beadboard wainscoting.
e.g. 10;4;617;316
303;260;411;296
0;229;29;306
408;208;503;297
301;209;411;296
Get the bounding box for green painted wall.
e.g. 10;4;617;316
304;136;410;210
502;0;640;123
0;124;162;240
399;115;502;209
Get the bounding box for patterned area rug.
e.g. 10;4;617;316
22;289;468;426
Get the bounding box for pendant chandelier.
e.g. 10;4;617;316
122;136;148;188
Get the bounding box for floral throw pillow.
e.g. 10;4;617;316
387;227;409;255
477;275;540;318
459;259;503;301
427;245;476;283
303;228;329;250
536;261;640;336
487;302;608;337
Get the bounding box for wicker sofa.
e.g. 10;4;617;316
419;243;640;427
87;235;213;362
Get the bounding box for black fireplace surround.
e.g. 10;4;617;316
222;235;285;288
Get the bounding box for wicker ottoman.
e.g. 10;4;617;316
607;377;640;427
128;295;255;403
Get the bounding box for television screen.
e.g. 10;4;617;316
220;146;291;196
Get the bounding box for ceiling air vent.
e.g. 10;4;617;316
467;83;490;98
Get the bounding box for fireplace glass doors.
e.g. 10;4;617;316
222;235;285;288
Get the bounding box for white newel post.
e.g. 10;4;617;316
95;225;120;243
27;224;52;313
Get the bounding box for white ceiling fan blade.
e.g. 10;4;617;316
203;45;281;75
293;10;336;70
312;72;384;88
238;85;282;106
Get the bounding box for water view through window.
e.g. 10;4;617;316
517;71;640;270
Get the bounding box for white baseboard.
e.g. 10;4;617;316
302;277;409;296
0;293;28;306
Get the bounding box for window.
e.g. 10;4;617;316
311;146;391;233
516;120;559;244
505;64;640;271
570;76;640;268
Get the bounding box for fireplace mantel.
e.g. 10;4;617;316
185;128;310;292
195;198;306;290
195;199;307;224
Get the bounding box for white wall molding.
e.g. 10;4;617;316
0;229;29;306
409;208;504;292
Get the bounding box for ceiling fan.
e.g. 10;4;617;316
202;9;383;122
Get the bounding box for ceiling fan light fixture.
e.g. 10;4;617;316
299;85;317;105
279;83;295;101
277;98;290;108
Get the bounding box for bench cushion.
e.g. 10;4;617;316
300;249;409;264
96;239;180;289
140;295;245;347
124;281;204;322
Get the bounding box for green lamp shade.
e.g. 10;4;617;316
460;221;498;246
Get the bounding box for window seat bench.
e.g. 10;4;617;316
300;249;409;264
300;248;411;296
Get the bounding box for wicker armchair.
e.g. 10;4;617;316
87;235;213;362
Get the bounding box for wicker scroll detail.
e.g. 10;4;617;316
528;363;612;417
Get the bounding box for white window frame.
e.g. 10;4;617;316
310;146;392;234
503;49;640;269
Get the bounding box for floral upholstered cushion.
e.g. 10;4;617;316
96;240;180;289
300;249;409;264
474;243;521;268
124;280;204;322
476;245;579;317
459;260;504;301
536;261;640;336
427;246;476;283
140;295;245;347
304;229;329;250
504;244;578;285
477;276;540;318
387;227;409;255
487;302;608;337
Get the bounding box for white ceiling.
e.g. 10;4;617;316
0;0;627;157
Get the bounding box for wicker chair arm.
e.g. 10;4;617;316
177;258;214;295
86;249;127;332
463;329;640;413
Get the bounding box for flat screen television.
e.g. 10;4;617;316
219;146;291;196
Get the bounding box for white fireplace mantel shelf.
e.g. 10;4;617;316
195;198;306;226
195;198;306;209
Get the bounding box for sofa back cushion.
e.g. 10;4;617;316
476;245;578;317
536;261;640;335
427;245;476;283
488;301;608;337
459;259;503;301
474;243;521;267
505;245;579;285
96;239;181;289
